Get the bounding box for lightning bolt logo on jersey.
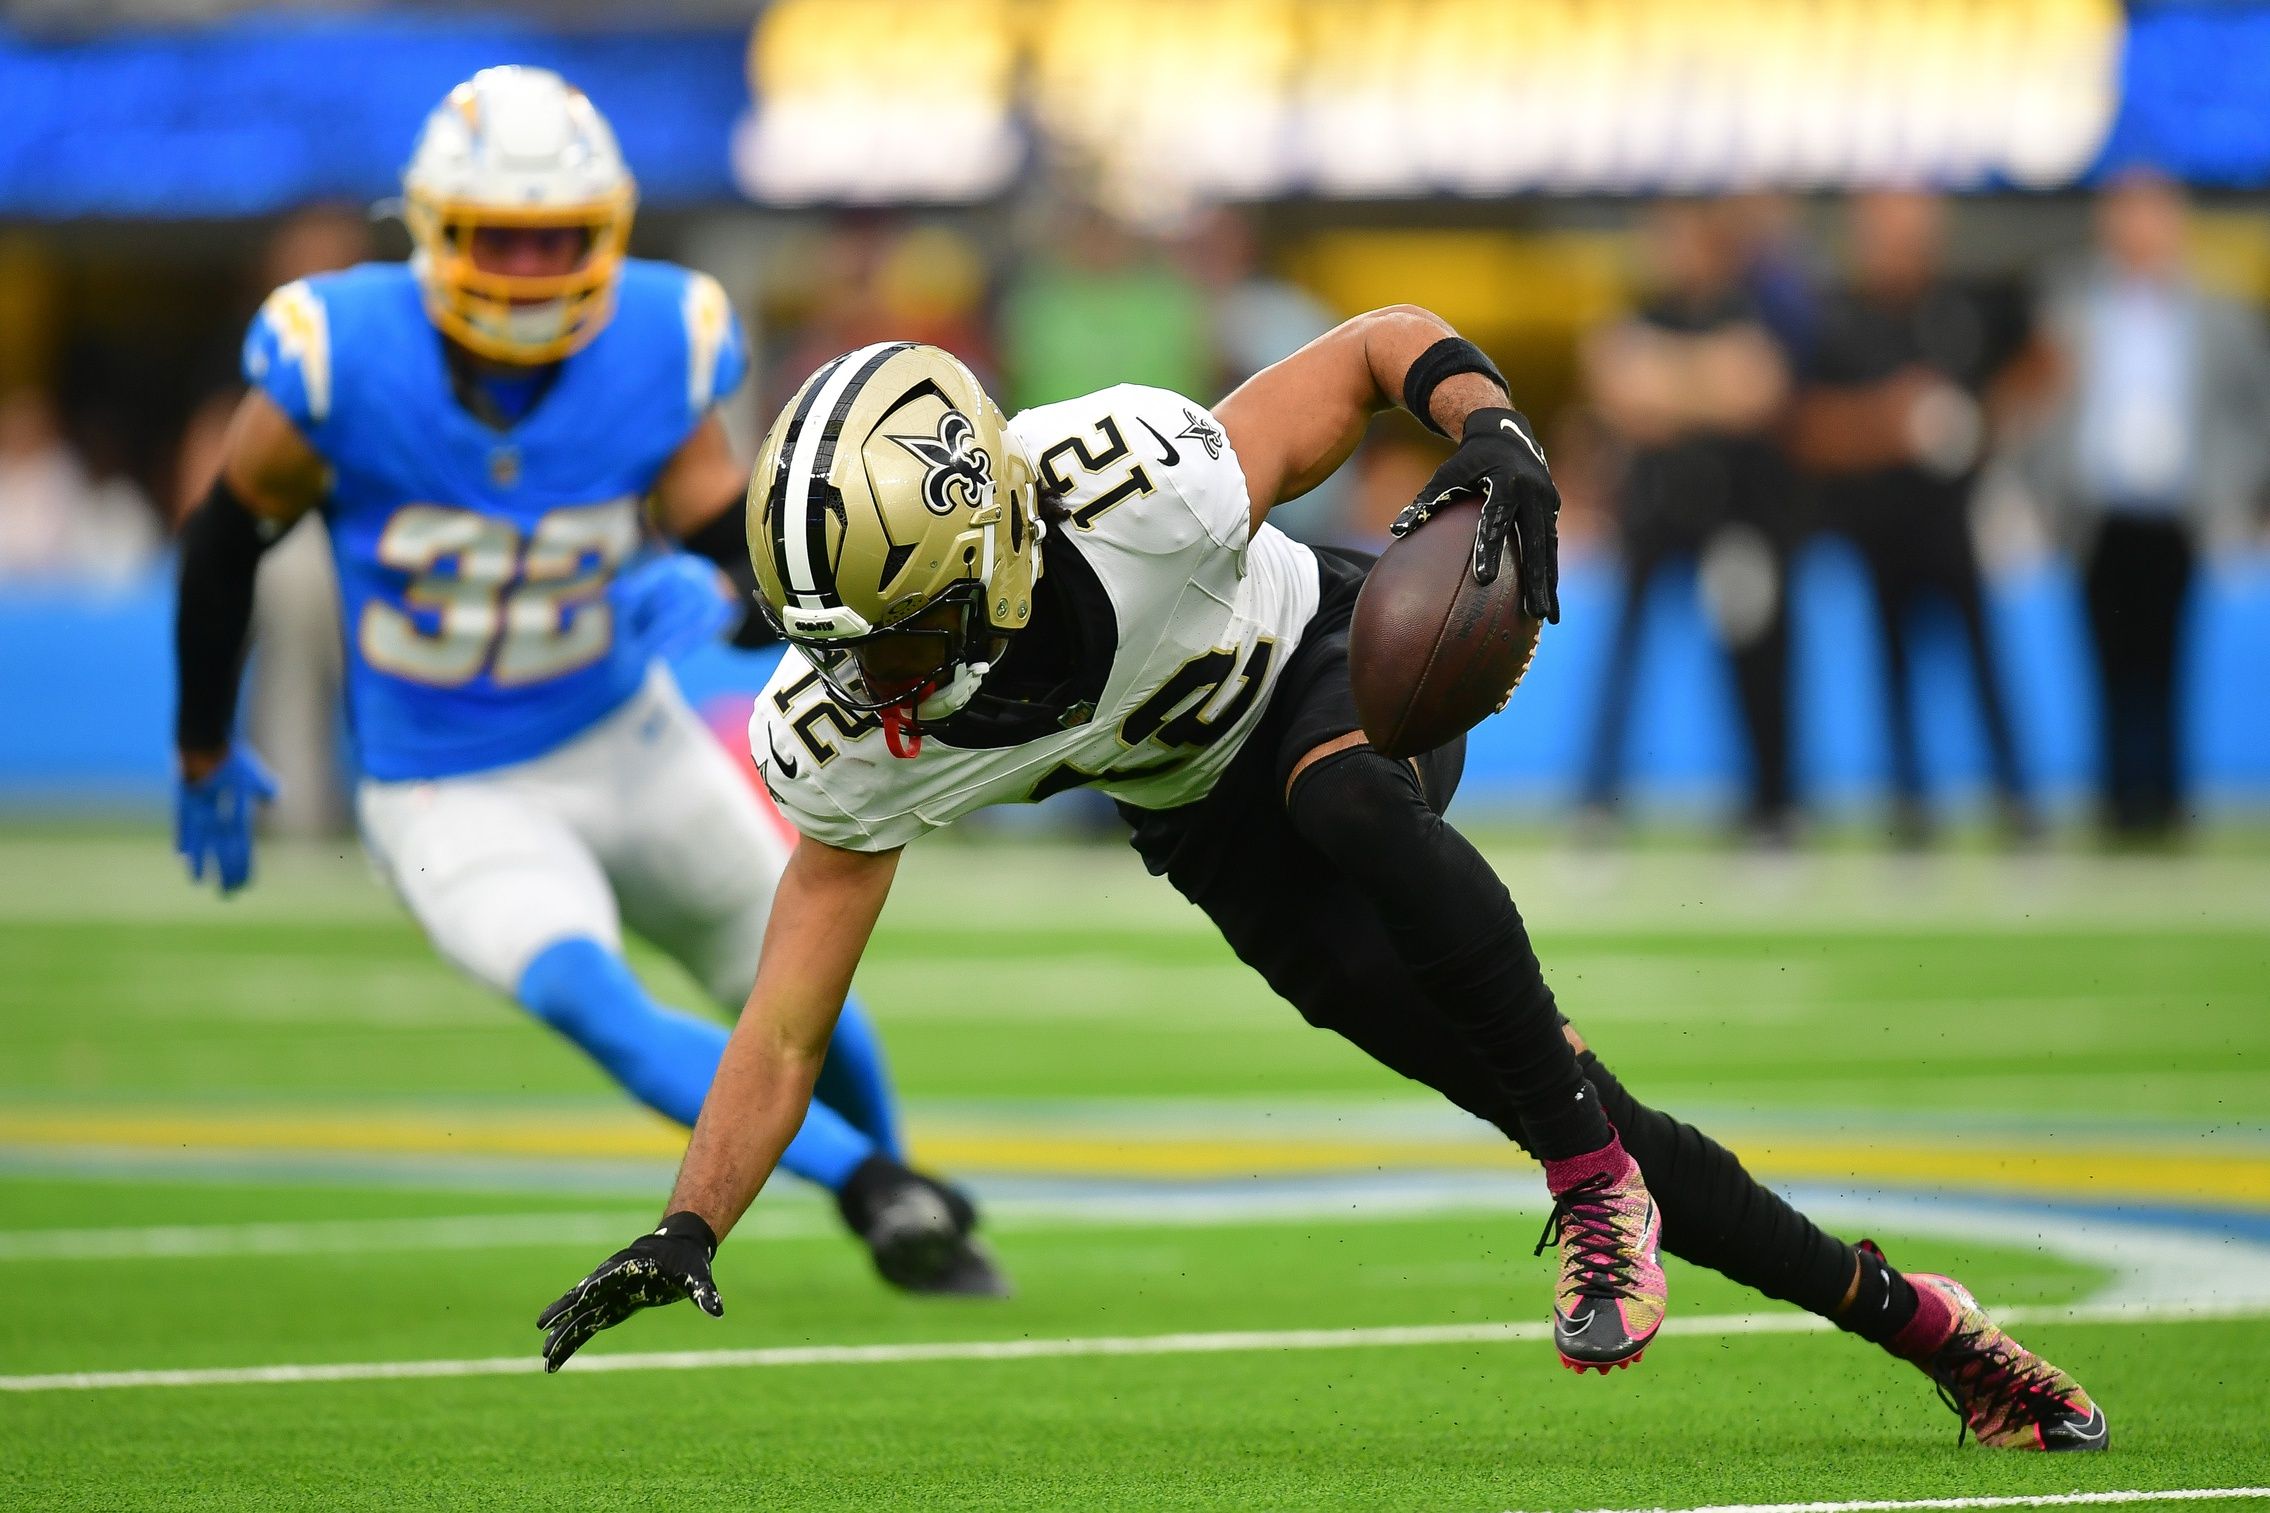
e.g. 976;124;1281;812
241;259;747;779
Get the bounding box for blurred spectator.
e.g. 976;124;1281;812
1790;190;2039;845
1178;204;1351;542
1001;201;1211;411
2033;169;2270;841
1727;191;1824;369
765;216;994;409
0;387;160;587
1581;200;1798;839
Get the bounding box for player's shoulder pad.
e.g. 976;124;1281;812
1013;384;1249;556
240;263;416;435
243;277;338;431
616;258;749;418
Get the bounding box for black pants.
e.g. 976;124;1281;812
1836;482;2028;810
1120;552;1864;1323
1585;527;1794;823
2083;515;2196;837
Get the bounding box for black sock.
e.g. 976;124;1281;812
1577;1048;1865;1317
1837;1242;1922;1347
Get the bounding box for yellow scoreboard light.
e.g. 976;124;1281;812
733;0;2125;207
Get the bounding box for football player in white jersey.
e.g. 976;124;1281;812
538;329;2105;1449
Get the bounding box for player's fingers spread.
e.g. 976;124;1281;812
537;1261;614;1329
542;1305;610;1371
536;1286;585;1330
541;1322;591;1373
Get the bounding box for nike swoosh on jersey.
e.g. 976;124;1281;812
1138;418;1181;467
768;729;801;780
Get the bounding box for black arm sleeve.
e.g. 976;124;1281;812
174;477;282;751
678;497;778;651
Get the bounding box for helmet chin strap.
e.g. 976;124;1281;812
879;698;926;760
881;655;995;759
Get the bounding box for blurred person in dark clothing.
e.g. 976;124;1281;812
1790;190;2040;845
1581;200;1798;839
2034;169;2270;841
1727;191;1824;369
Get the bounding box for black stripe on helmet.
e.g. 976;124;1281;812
798;342;915;608
765;352;848;607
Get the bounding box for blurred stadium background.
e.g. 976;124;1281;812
2;3;2268;1510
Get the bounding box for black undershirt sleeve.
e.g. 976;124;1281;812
677;497;777;650
174;476;285;753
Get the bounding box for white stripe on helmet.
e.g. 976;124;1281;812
781;340;902;606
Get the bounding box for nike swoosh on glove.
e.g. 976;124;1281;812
1390;406;1562;623
175;746;279;896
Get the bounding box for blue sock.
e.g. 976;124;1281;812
514;937;874;1191
814;994;905;1161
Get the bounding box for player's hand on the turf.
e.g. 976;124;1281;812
538;1212;722;1372
1391;406;1562;623
615;553;735;662
174;745;279;896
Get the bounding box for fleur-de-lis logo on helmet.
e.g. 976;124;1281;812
893;410;995;517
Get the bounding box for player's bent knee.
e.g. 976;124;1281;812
1283;746;1429;865
1284;730;1369;802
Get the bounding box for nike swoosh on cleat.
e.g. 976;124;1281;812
2060;1407;2109;1449
1139;419;1181;467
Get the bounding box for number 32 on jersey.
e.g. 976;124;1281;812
360;499;639;687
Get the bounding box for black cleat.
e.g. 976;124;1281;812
837;1156;1011;1298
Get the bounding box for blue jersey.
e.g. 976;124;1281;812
242;259;748;780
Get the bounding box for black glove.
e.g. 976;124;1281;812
1390;406;1562;623
537;1211;722;1373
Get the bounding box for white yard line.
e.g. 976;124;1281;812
2;1298;2261;1395
1548;1490;2270;1513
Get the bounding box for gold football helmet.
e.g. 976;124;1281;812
401;67;635;365
747;343;1039;750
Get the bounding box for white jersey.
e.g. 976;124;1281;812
752;384;1321;852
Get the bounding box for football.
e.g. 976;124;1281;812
1347;499;1541;759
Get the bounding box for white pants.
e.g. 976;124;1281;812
357;668;789;1005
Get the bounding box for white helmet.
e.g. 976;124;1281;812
401;66;636;365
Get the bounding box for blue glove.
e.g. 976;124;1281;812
175;747;279;896
614;554;735;663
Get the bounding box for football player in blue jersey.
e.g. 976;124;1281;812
170;66;1004;1296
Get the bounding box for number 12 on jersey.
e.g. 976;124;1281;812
360;499;639;687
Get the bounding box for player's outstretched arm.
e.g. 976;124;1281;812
1216;305;1563;620
537;836;902;1371
173;390;328;893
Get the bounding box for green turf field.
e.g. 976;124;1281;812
2;830;2267;1511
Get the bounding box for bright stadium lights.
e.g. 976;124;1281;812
731;0;2125;206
